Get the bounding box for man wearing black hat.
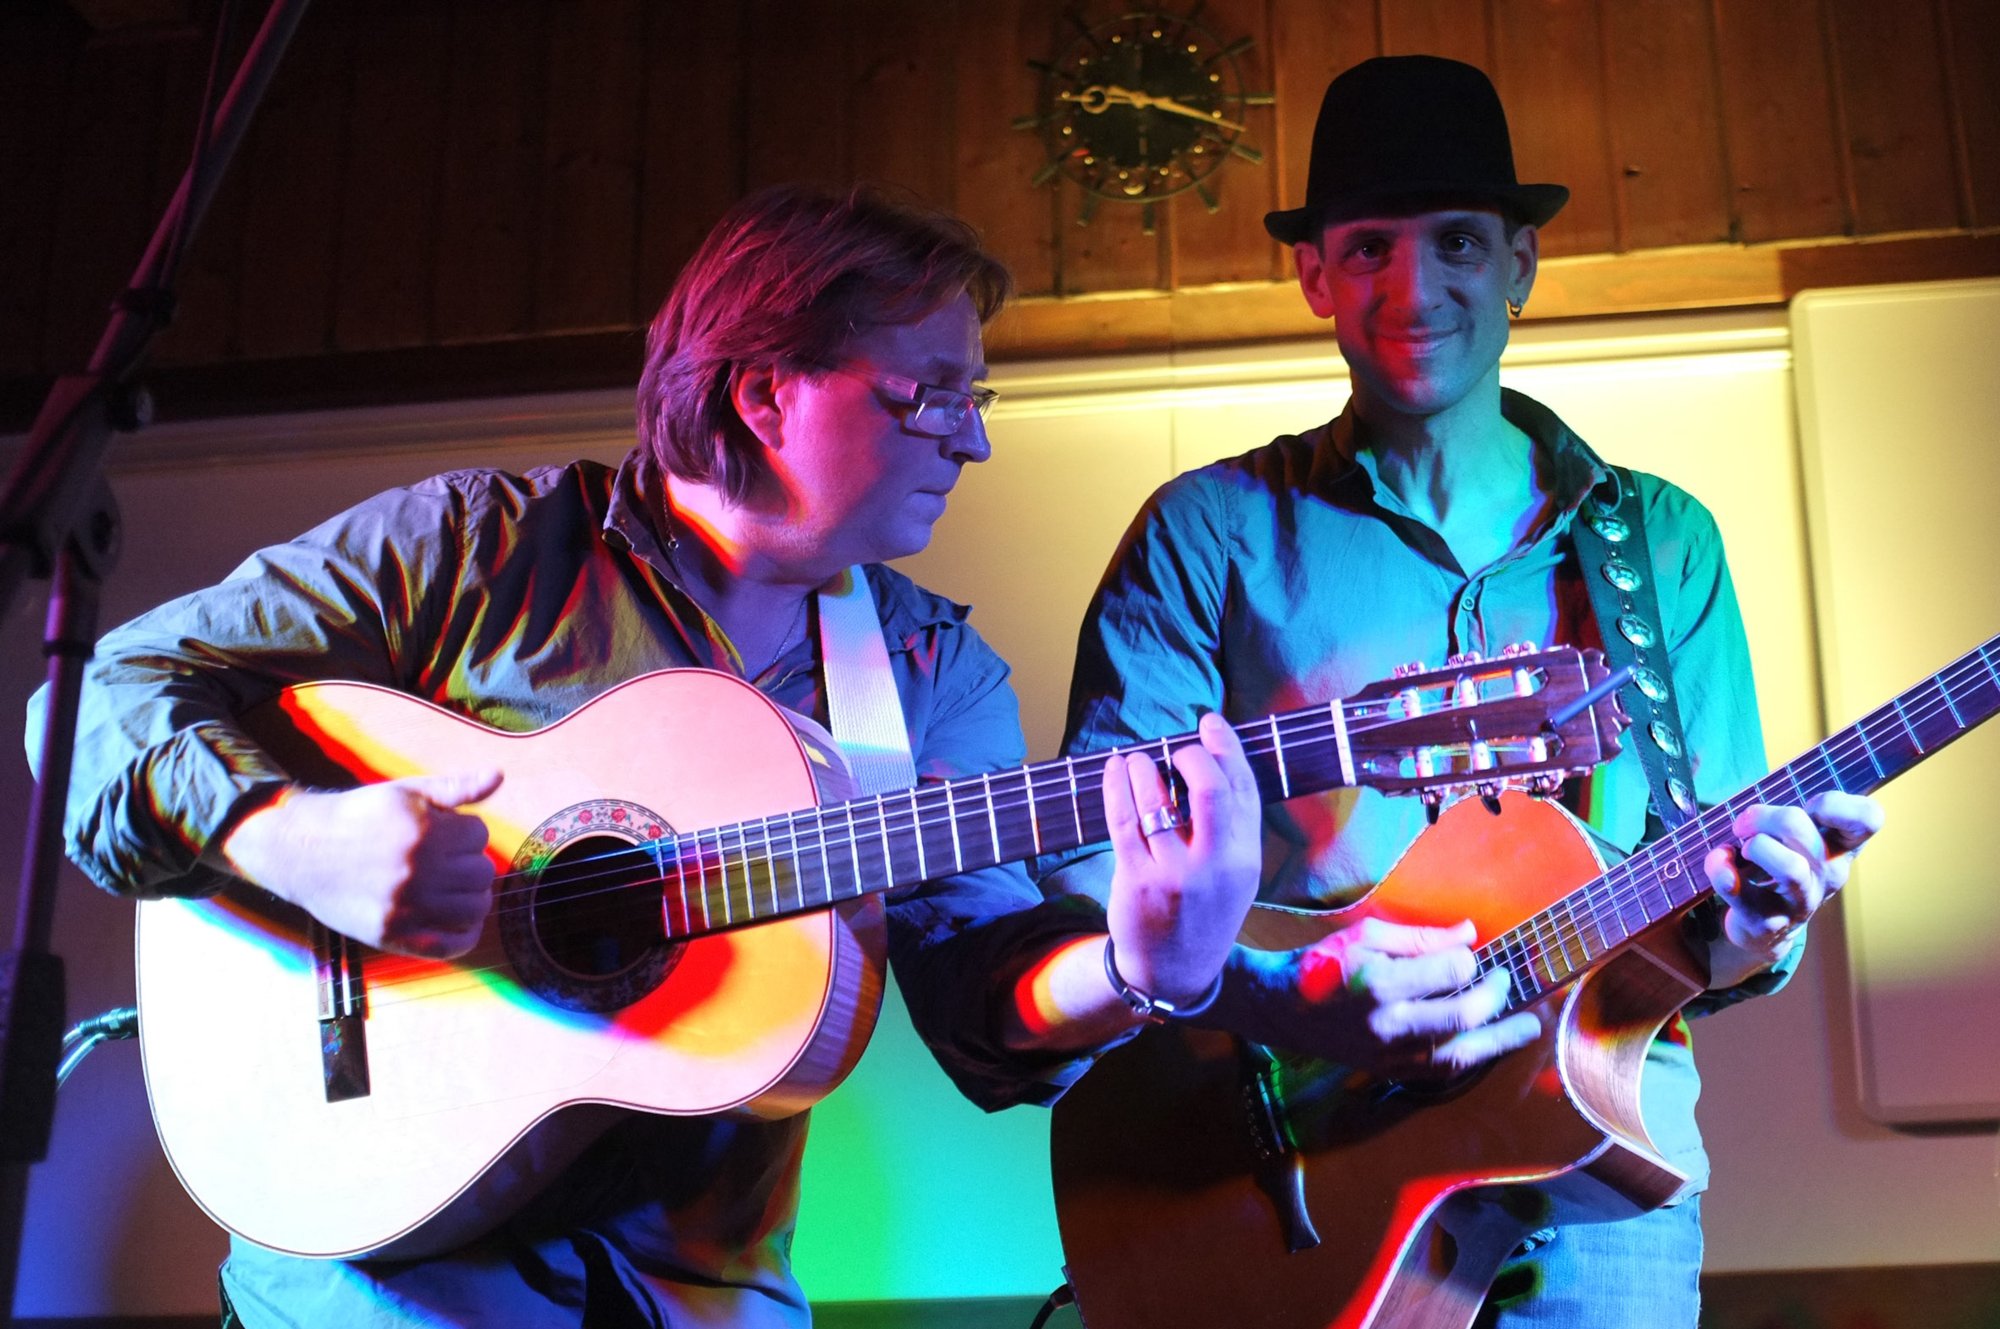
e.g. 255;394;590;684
1008;56;1884;1325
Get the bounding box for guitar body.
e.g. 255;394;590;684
1052;792;1708;1329
136;670;886;1260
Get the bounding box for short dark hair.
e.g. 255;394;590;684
637;184;1013;502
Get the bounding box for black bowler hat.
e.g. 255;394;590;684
1264;55;1569;244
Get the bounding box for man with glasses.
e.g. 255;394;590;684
45;182;1175;1328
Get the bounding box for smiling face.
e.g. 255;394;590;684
1295;208;1537;428
753;291;991;578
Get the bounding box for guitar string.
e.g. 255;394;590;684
470;650;1606;924
350;688;1568;996
1462;642;1999;1010
358;643;1998;1008
474;682;1568;926
360;646;1995;1002
474;639;1984;938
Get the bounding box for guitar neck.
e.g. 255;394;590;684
1484;633;2000;1008
658;700;1365;938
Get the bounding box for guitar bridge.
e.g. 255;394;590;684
1238;1041;1320;1253
313;921;372;1103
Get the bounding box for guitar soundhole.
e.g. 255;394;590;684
502;801;682;1015
533;835;670;978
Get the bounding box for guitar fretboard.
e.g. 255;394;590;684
643;647;1611;940
650;700;1361;939
1480;633;2000;1009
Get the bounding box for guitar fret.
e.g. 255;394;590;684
1329;700;1355;788
1024;766;1043;855
764;816;781;918
808;804;832;908
1527;915;1560;987
1890;695;1926;754
668;838;691;936
1066;756;1085;846
945;780;965;873
910;787;928;881
698;830;716;931
844;802;863;898
1957;649;2000;722
1269;714;1291;799
982;773;1000;865
875;794;893;892
788;812;806;913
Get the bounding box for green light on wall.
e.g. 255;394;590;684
795;977;1064;1300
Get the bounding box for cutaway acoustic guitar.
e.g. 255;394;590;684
1051;632;1999;1329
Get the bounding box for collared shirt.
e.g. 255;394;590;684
1042;388;1791;1192
48;447;1063;1327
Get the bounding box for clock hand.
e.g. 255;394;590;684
1061;83;1248;133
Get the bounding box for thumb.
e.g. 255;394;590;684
401;767;505;809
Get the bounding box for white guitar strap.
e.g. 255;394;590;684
815;566;918;795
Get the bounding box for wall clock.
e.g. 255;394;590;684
1016;6;1273;231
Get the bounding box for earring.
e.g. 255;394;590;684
1508;298;1524;318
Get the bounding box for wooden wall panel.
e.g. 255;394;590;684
153;24;250;368
954;0;1061;296
1057;183;1167;293
230;9;350;360
847;0;958;207
639;0;745;315
40;33;169;372
1268;0;1381;252
1378;0;1488;68
1710;0;1848;244
332;0;450;351
1600;0;1731;250
2;0;1996;420
1490;0;1616;256
0;8;80;374
1943;0;2000;229
1168;0;1282;289
534;0;644;332
1824;0;1961;235
434;0;545;342
743;0;850;189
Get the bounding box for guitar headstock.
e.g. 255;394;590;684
1341;645;1627;800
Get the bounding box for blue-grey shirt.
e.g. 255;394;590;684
47;447;1064;1327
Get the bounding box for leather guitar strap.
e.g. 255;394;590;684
1569;465;1697;835
815;565;918;796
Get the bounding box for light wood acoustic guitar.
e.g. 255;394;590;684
1051;631;2000;1329
135;649;1622;1260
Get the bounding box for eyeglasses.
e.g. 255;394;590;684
816;362;998;439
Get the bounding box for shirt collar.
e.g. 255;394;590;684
1312;387;1617;521
599;446;963;643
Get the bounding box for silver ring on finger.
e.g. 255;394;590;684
1137;804;1180;837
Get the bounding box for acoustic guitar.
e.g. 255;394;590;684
135;647;1621;1259
1051;631;2000;1329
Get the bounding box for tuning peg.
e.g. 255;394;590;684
1390;660;1432;679
1444;650;1486;668
1498;641;1542;658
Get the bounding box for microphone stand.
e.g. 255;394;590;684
0;1;313;1315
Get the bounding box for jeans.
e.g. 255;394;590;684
1480;1197;1704;1328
